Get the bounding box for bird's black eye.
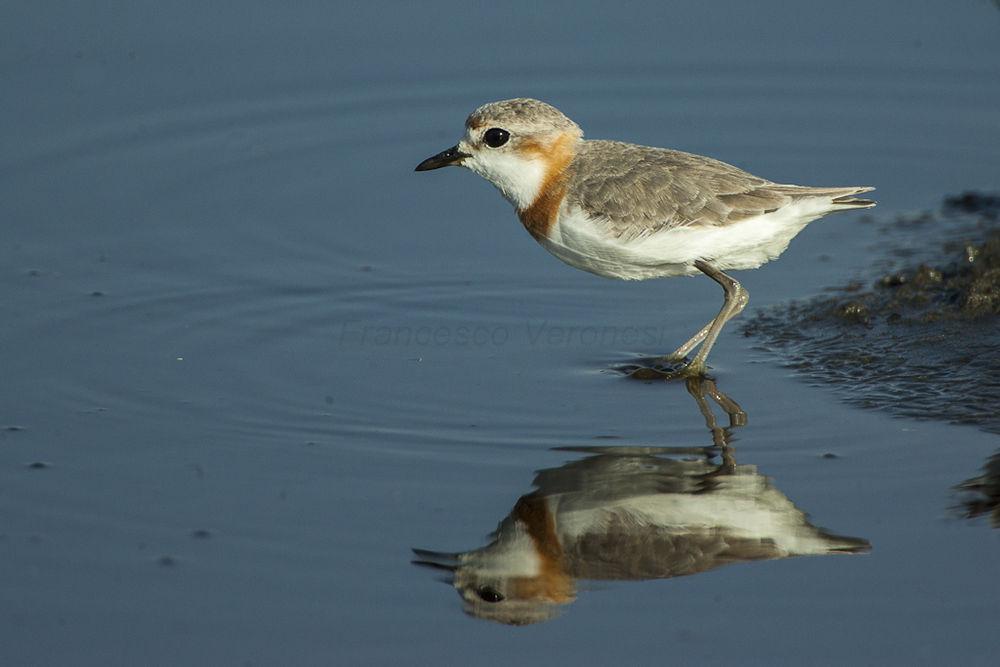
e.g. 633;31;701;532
483;128;510;148
477;586;505;603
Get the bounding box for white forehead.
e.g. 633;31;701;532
464;98;583;138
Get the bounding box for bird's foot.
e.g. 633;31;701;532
617;355;709;380
677;358;708;378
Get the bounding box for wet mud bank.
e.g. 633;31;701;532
744;192;1000;434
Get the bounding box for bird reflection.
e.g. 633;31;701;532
413;378;870;625
955;450;1000;528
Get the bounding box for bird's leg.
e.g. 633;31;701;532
704;377;748;428
685;376;729;449
667;320;713;360
684;260;749;374
685;376;741;473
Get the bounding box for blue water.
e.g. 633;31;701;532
2;1;999;665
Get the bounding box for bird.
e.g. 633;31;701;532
413;440;870;625
415;98;875;374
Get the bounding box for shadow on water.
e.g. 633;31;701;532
412;378;870;625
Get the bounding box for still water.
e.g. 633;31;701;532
2;1;998;665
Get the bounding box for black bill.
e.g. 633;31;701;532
414;145;470;171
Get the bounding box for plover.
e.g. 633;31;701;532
416;98;875;373
413;383;870;626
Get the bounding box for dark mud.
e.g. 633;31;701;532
744;192;1000;434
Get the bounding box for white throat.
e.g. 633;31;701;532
464;152;546;211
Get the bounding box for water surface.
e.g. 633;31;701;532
2;1;999;665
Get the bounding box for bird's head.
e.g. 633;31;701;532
415;98;583;211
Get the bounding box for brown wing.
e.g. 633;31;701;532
566;521;784;581
565;140;873;241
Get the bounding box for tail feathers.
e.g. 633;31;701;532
818;530;872;554
773;184;876;210
832;197;876;208
831;186;876;209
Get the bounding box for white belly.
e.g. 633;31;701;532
538;204;827;280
